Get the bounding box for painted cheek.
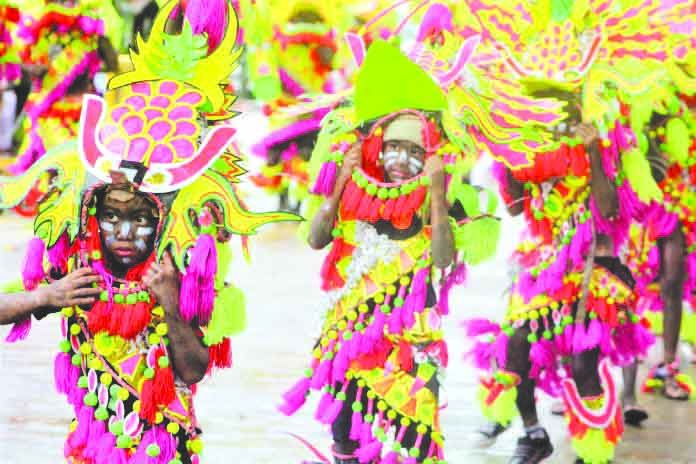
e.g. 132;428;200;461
134;238;148;252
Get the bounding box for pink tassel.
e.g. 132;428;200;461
349;410;364;441
360;420;373;445
403;267;428;315
529;339;554;379
367;310;386;341
68;406;94;451
356;440;383;463
84;419;106;459
320;397;344;425
331;349;349;384
180;234;217;324
281;377;310;414
22;237;46;290
94;432;116;463
311;360;331;390
584;318;602;351
465;340;497;371
571;321;587;354
47;233;71;273
54;352;79;395
129;425;176;463
314;390;334;421
311;160;338;196
108;447;129;464
381;451;399;464
5;317;31;343
438;263;466;315
184;0;229;51
387;307;402;334
462;318;500;336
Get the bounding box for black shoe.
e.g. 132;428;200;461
508;430;553;464
475;421;509;447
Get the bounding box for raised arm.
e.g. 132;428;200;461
143;253;209;386
577;123;618;219
308;143;361;250
0;268;101;325
425;157;455;268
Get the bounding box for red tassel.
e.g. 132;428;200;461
356;190;374;220
207;337;233;371
367;196;382;223
382;198;396;221
361;135;383;181
140;353;176;424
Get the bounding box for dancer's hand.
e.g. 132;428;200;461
143;253;180;312
337;143;362;190
575;122;600;147
424;156;445;182
39;268;102;308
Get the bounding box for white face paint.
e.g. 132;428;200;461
383;150;424;176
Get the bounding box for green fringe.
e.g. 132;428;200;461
1;280;25;294
621;148;663;203
571;428;615;464
453;216;501;265
664;117;690;166
476;382;518;427
204;285;246;347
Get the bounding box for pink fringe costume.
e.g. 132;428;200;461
466;123;657;464
0;2;21;89
0;1;300;462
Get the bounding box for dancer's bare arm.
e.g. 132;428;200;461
0;268;101;325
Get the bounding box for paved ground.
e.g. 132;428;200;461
1;107;695;463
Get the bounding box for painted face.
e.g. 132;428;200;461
382;140;426;182
98;188;158;271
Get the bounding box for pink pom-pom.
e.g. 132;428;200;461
355;440;383;463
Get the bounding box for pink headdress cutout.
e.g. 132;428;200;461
345;0;480;90
78;80;235;193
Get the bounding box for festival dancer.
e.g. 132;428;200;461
242;0;346;211
0;1;299;462
461;1;695;462
624;92;696;402
0;0;21;157
276;0;569;458
10;0;119;175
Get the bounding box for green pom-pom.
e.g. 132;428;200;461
138;291;150;302
527;333;538;343
503;327;515;337
116;434;132;449
158;356;170;368
562;315;574;325
109;420;123;435
380;304;391;314
168;460;183;464
351;401;363;413
114;294;125;304
84;393;98;407
553;325;563;335
78;376;88;389
125;293;138;305
420;176;431;186
304;368;314;378
393;297;404;307
95;407;109;421
388;188;399;199
543;330;552;340
366;184;377;196
72;353;83;366
143;367;155;379
59;340;71;353
377;188;388;200
99;291;109;302
89;207;97;216
146;444;161;457
392;442;401;452
355;322;365;331
336;392;347;401
109;384;121;397
342;331;353;341
409;447;420;458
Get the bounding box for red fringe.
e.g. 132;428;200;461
87;299;153;339
207;337;233;372
320;238;354;291
139;350;176;424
